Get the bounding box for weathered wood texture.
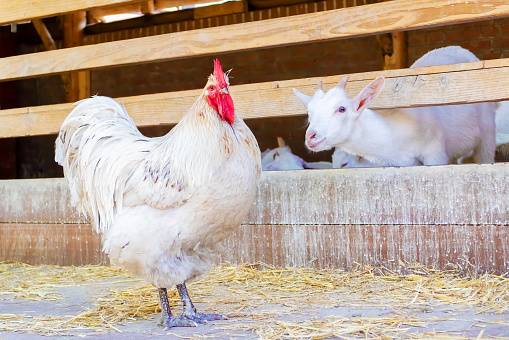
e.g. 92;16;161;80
222;224;509;274
1;164;509;273
1;0;509;81
0;223;106;266
0;0;143;25
2;60;509;139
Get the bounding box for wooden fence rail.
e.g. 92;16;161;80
1;59;509;138
1;0;509;82
0;0;143;26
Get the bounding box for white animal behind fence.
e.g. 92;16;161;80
261;139;332;171
295;46;497;167
333;101;509;168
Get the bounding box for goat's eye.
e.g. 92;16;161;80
337;106;346;113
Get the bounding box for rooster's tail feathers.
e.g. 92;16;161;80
55;96;148;233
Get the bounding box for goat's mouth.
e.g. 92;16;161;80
306;137;326;150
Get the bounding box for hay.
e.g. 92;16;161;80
1;262;508;338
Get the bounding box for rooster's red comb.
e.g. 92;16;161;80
213;59;228;88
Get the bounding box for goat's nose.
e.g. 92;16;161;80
306;130;317;142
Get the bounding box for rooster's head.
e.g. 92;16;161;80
206;59;234;125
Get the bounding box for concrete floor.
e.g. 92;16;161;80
1;270;509;339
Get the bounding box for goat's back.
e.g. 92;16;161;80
410;46;479;68
408;102;496;162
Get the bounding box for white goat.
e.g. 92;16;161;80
496;101;509;146
295;46;496;166
262;145;332;170
261;137;332;171
334;100;509;168
332;149;375;168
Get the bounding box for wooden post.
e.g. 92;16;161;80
377;31;408;70
140;0;155;14
63;12;90;102
391;31;408;69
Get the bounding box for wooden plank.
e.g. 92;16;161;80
0;178;84;224
193;0;247;19
155;0;218;10
2;163;509;226
88;0;210;19
0;0;144;26
89;3;143;20
221;224;509;274
2;222;508;274
1;0;509;81
246;164;509;226
0;223;106;266
1;60;509;138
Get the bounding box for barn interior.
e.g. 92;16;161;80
1;0;509;338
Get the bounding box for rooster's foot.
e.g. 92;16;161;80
159;315;199;329
182;311;228;324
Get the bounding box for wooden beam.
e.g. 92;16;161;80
5;164;509;225
63;12;90;102
88;0;215;19
140;0;155;14
0;223;106;266
222;224;509;274
0;0;145;26
88;3;143;21
3;221;508;273
155;0;217;10
194;0;247;19
31;19;57;51
1;0;509;81
377;31;408;70
391;31;408;69
376;33;393;70
0;59;509;138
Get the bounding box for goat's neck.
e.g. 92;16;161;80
342;108;395;162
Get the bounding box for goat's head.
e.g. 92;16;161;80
293;76;385;152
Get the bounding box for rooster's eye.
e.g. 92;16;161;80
209;85;215;90
337;106;346;113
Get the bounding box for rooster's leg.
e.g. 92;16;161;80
157;288;198;329
177;283;227;324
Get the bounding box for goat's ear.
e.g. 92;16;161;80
293;88;312;107
351;76;385;115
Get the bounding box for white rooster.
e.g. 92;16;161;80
55;60;261;328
